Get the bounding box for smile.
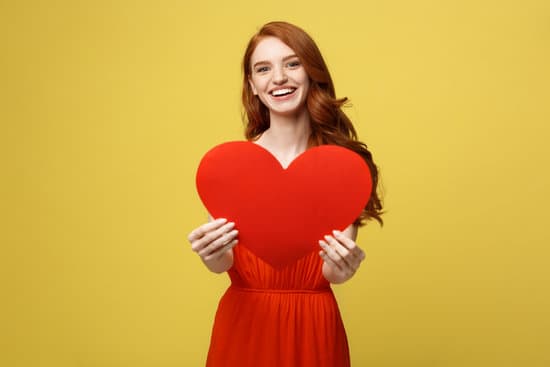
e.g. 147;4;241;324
270;88;297;97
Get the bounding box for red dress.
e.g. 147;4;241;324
206;245;350;367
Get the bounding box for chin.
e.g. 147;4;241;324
270;105;306;117
268;101;309;117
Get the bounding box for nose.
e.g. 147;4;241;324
272;66;288;84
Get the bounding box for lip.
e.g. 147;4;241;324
269;86;297;96
269;88;298;102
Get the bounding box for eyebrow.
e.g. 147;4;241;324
252;54;299;69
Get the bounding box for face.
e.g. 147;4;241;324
248;37;310;117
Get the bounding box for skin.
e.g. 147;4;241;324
187;217;238;274
187;36;367;283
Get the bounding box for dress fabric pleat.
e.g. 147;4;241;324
206;245;350;367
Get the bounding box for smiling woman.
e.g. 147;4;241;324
187;21;384;367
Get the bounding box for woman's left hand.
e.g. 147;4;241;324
319;228;366;284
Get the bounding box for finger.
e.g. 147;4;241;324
319;240;344;270
332;230;357;250
319;245;355;279
203;238;239;261
356;247;366;262
332;230;365;262
319;240;348;270
324;235;355;269
198;228;238;257
191;221;235;253
326;234;364;272
188;218;227;242
319;250;343;271
199;229;239;258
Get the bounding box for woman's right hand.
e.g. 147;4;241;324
187;218;239;272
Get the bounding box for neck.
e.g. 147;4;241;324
254;110;312;168
266;109;311;146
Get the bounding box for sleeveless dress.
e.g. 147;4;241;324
205;245;350;367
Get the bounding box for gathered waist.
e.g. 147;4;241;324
228;284;332;294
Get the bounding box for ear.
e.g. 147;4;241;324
248;77;258;96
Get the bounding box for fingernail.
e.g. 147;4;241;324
228;222;235;228
216;218;227;223
333;230;341;236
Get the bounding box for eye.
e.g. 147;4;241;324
287;60;301;68
255;66;269;73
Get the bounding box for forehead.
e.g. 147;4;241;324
250;36;296;64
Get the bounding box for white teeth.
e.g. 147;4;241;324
271;88;295;96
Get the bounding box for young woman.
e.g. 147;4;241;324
188;21;383;367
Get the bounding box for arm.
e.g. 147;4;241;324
319;223;366;284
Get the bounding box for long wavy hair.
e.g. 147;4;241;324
242;21;383;226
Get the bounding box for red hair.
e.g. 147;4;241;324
242;21;383;226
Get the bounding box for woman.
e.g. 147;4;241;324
188;21;383;367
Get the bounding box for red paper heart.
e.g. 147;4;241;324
195;141;372;269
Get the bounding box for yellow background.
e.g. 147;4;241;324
2;0;549;366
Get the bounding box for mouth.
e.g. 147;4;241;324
269;87;297;98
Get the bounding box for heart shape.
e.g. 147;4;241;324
195;141;372;269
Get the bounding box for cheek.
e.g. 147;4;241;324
296;72;310;89
249;75;265;91
259;95;271;108
300;78;310;96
